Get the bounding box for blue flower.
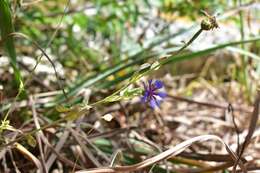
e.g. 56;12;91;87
141;80;167;109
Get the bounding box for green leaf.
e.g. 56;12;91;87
0;0;22;87
63;105;91;121
55;105;71;113
104;95;122;102
26;135;37;148
121;87;143;98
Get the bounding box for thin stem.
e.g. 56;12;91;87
176;29;203;54
238;0;250;101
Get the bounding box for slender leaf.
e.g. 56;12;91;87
0;0;22;87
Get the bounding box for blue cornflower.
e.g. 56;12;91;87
141;80;167;109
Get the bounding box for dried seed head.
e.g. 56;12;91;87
201;16;218;31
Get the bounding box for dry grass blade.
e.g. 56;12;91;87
45;128;70;171
75;135;245;173
169;156;212;169
240;90;260;151
70;128;102;167
233;90;260;172
8;150;21;173
14;143;43;172
110;150;123;167
179;152;236;162
228;104;240;155
188;162;233;173
40;133;84;170
30;96;47;173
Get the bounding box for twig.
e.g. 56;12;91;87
45;126;70;171
69;128;102;167
8;149;21;173
228;104;240;155
40;132;84;170
30;96;47;173
167;94;250;113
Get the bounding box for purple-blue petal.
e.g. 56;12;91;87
149;97;161;109
141;79;167;109
154;80;164;89
149;98;158;109
155;92;167;98
141;91;149;103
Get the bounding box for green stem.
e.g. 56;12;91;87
238;0;250;100
176;29;203;54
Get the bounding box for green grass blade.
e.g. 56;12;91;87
0;0;22;87
226;47;260;61
161;37;260;66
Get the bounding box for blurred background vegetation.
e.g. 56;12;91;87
1;0;259;101
0;0;260;172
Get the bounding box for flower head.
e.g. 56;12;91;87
141;79;167;109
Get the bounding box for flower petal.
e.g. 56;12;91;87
141;79;167;109
149;98;157;109
141;91;149;103
154;80;164;89
148;79;153;90
149;97;161;109
155;91;167;98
